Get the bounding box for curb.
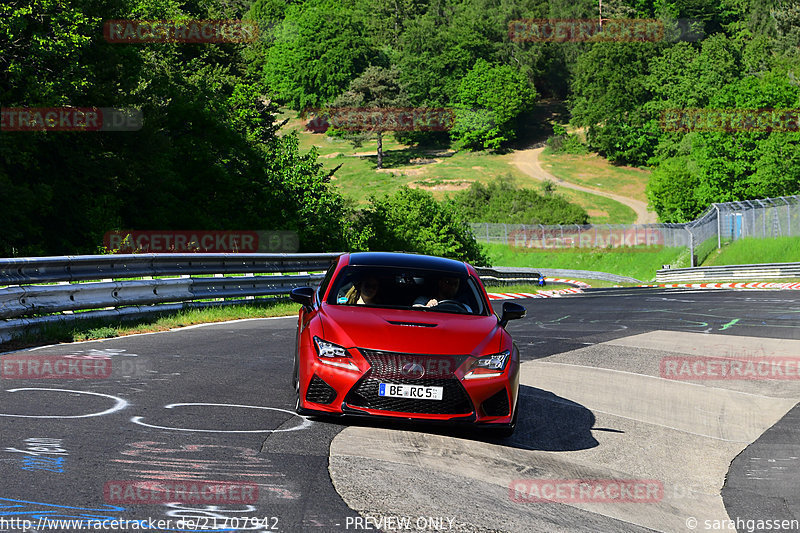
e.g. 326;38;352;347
486;280;800;300
648;282;800;290
487;287;583;300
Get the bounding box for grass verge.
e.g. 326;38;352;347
554;187;637;224
1;301;300;353
701;236;800;266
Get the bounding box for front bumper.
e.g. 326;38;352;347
298;349;517;426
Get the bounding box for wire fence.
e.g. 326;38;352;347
470;195;800;266
470;223;690;249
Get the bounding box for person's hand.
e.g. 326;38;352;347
425;299;438;307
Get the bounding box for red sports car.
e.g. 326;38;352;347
289;252;526;436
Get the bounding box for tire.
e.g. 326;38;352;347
292;332;301;412
292;331;299;387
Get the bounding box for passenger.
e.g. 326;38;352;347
346;276;380;305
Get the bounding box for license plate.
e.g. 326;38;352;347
378;383;443;401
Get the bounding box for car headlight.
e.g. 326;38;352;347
464;351;509;379
313;337;359;371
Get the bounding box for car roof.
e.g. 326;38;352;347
347;252;468;275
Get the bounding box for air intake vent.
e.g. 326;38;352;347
481;389;510;417
306;375;337;405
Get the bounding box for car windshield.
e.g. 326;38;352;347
326;266;487;316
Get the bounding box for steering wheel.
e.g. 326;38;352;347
434;299;471;313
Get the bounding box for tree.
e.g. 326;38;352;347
451;59;536;150
0;0;358;256
646;154;703;222
646;71;800;221
360;188;488;264
393;4;495;107
330;66;409;169
260;0;376;110
570;41;660;164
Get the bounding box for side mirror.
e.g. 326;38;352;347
500;301;526;328
290;286;315;307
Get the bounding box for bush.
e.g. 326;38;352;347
546;133;588;154
358;187;488;265
451;176;589;225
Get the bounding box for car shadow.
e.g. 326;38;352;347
490;385;602;451
310;385;603;452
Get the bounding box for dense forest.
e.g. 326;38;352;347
2;0;799;260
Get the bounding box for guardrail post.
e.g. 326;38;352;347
714;204;721;249
686;227;695;267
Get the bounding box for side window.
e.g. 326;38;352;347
465;277;488;315
316;259;339;301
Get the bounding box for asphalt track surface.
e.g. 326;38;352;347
0;287;798;533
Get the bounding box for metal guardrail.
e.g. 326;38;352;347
0;253;341;343
475;267;542;286
655;262;800;282
1;252;623;344
479;266;641;284
0;253;340;284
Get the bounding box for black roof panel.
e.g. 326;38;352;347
347;252;467;275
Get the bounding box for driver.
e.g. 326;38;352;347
413;276;465;309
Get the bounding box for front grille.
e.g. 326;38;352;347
306;375;337;405
359;349;465;380
346;350;473;415
481;389;510;417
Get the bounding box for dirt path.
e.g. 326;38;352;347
511;146;658;224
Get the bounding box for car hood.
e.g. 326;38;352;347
319;304;502;356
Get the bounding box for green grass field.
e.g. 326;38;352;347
538;149;651;203
484;243;690;282
279;108;645;223
553;187;637;224
701;236;800;266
